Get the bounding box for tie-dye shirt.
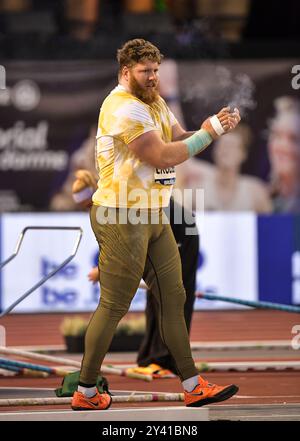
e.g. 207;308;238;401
92;85;177;208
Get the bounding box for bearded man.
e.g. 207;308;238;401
71;38;241;411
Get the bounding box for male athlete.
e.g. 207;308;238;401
71;39;241;411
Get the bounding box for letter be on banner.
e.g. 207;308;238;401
0;65;6;89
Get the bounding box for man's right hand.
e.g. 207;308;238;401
88;266;99;284
72;169;98;208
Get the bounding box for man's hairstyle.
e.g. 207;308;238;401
117;39;163;74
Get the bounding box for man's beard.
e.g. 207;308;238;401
129;75;159;105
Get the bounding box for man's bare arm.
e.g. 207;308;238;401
128;107;241;169
129;130;193;168
171;122;195;141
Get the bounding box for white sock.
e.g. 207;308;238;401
182;375;199;392
78;385;97;398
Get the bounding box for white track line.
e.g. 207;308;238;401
0;406;209;421
9;340;294;353
191;340;292;350
1;389;298;401
195;360;300;371
99;360;300;371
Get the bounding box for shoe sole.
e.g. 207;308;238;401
186;384;239;408
71;394;112;411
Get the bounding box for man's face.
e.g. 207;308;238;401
127;60;159;104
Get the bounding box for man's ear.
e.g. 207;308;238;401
122;66;129;81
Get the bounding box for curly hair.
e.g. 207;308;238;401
117;39;163;74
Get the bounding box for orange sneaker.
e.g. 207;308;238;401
184;376;238;407
71;390;112;411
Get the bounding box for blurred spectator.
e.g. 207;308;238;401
176;124;272;212
65;0;99;40
167;0;195;28
49;125;97;210
124;0;153;13
0;0;31;12
267;96;300;213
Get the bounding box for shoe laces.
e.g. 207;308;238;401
198;376;216;389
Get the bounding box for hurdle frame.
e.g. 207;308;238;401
0;226;83;317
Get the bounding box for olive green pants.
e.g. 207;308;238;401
80;205;198;383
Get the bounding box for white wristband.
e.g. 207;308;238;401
210;115;225;136
73;187;94;203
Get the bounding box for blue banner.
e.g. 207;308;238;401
258;215;294;305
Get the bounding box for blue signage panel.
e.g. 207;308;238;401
257;215;293;305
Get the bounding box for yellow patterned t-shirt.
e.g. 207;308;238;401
92;85;177;208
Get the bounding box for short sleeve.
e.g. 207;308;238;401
168;109;178;127
113;100;158;144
